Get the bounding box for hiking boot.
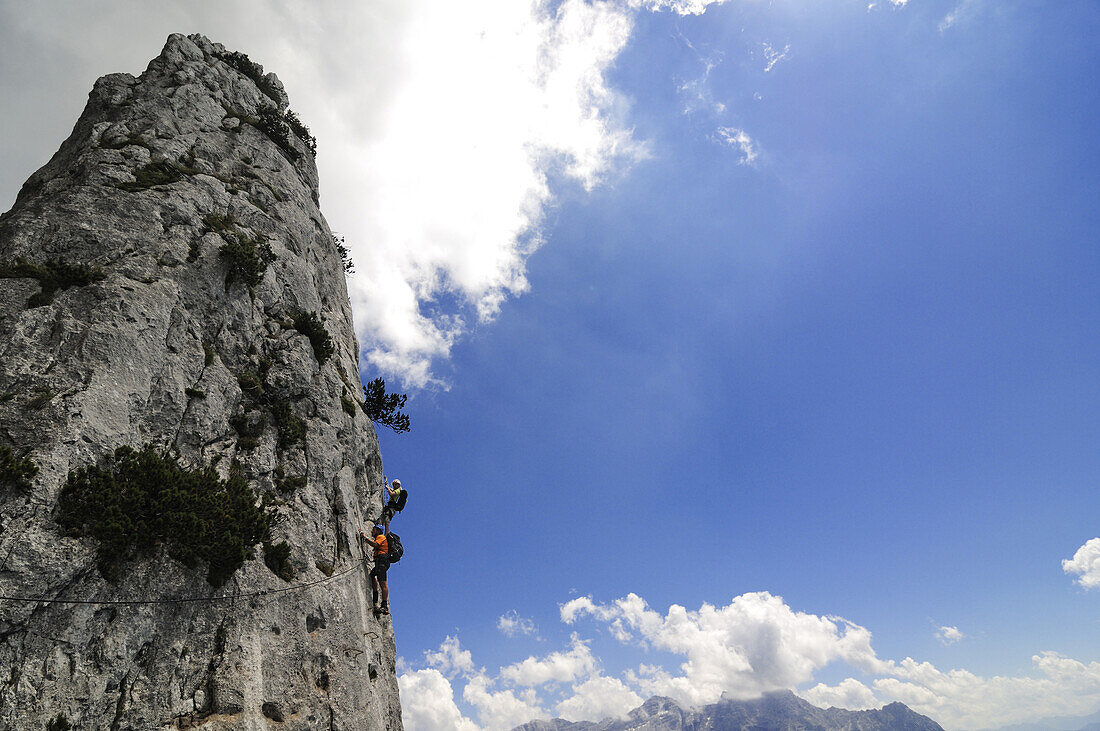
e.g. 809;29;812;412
380;603;390;615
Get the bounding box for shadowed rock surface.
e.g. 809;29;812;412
511;691;944;731
0;33;401;729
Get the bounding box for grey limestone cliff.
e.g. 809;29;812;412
0;34;401;729
512;691;945;731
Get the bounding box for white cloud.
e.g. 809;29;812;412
762;42;790;72
936;626;965;645
561;593;646;643
629;0;733;16
800;653;1100;728
715;126;761;165
800;677;879;710
425;635;477;678
410;593;1100;731
866;652;1100;729
555;675;644;722
464;673;548;731
939;0;982;32
565;591;885;706
498;610;539;638
328;0;648;387
674;30;726;116
399;668;481;731
866;0;907;10
1064;538;1100;589
679;73;726;117
500;633;598;686
560;595;601;623
939;8;960;31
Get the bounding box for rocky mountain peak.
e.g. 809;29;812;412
510;690;945;730
0;33;401;729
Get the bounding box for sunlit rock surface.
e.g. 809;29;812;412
0;33;401;730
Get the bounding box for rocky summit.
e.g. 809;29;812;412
0;34;401;729
511;691;945;730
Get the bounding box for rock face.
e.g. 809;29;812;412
0;34;401;729
511;691;945;730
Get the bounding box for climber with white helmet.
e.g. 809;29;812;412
380;476;406;531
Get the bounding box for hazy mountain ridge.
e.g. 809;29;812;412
977;708;1100;731
512;691;944;731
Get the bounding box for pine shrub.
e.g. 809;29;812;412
214;50;282;103
263;540;295;581
0;258;105;307
47;714;72;731
0;446;38;490
116;160;185;192
290;310;334;363
256;106;299;161
332;234;354;273
230;412;263;451
219;233;275;289
283;109;317;157
56;446;270;586
270;401;304;446
361;378;410;433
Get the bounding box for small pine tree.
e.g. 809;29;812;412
361;378;410;433
332;234;354;273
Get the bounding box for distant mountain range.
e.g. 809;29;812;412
511;690;944;730
978;708;1100;731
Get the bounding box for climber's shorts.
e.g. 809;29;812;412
370;559;389;583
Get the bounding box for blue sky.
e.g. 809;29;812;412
1;1;1098;728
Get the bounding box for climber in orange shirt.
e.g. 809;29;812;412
360;525;390;615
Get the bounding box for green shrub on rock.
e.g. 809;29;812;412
290;310;334;363
256;106;299;162
230;412;263;451
214;50;282;103
219;232;275;289
0;446;38;490
283;109;317;157
263;540;295;581
332;234;354;273
56;445;271;586
274;466;306;494
207;212;275;289
270;401;305;447
116;160;184;192
236;371;266;399
27;388;56;409
0;258;105;307
46;714;72;731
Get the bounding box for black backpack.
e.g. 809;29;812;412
387;533;403;563
392;488;407;511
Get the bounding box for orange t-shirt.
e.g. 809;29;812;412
374;534;389;560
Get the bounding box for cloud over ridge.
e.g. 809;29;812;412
402;591;1100;731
